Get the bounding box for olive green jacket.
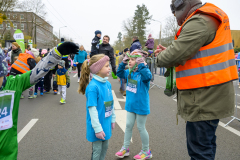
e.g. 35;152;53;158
156;14;235;122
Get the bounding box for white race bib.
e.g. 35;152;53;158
0;90;15;131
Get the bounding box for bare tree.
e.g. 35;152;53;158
122;18;135;49
161;16;179;47
0;0;18;13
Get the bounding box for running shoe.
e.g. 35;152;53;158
115;147;130;158
40;92;43;96
20;94;25;99
133;150;152;160
43;90;50;94
60;98;66;104
33;92;37;98
28;95;34;99
77;78;80;83
54;90;58;95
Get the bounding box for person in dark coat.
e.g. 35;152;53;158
130;36;142;53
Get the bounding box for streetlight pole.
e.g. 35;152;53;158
152;19;162;45
59;26;67;42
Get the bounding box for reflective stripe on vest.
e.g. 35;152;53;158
11;53;33;73
175;3;238;90
58;42;68;58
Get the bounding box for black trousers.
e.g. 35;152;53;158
77;63;83;78
44;70;52;92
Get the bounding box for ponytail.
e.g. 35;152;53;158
78;60;90;95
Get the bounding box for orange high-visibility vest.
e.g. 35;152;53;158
12;53;34;73
175;3;238;90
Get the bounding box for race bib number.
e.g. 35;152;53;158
0;90;15;131
104;101;113;118
126;79;138;93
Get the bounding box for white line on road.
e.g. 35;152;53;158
172;98;240;136
112;90;122;110
219;122;240;137
73;73;77;77
112;90;133;143
18;119;38;143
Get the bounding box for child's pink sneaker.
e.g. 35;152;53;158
133;149;152;160
115;147;130;158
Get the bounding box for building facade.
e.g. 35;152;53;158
0;11;57;49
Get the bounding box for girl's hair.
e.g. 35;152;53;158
78;54;105;95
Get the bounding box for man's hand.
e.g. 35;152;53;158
95;131;106;140
52;74;55;78
154;44;167;57
57;42;79;55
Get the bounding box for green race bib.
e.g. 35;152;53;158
104;101;113;118
0;90;15;131
126;79;138;93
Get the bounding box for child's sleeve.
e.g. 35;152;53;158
89;106;103;133
117;62;128;79
66;71;70;83
138;63;152;83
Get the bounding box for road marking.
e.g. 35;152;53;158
73;73;77;77
112;90;122;110
118;98;126;102
172;98;240;136
18;119;38;143
112;90;133;143
219;122;240;137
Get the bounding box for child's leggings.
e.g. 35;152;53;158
91;140;109;160
58;85;66;100
35;79;44;93
123;112;149;151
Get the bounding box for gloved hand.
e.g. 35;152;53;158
122;54;129;64
53;81;57;86
57;42;79;55
111;123;115;130
136;57;145;65
67;83;70;88
95;131;105;140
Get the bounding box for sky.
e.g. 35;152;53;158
38;0;240;51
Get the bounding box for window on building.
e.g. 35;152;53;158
0;24;3;29
13;24;17;30
21;24;24;30
6;23;10;30
7;14;10;19
13;14;17;19
20;14;24;20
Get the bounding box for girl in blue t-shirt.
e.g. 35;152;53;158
78;54;116;160
115;49;152;160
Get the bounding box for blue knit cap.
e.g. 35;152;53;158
0;48;8;77
95;30;102;36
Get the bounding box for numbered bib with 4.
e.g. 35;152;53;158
0;90;15;131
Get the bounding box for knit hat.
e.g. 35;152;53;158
148;34;152;39
28;48;39;59
130;49;148;58
12;42;20;48
58;60;65;68
41;49;47;55
61;38;65;42
0;48;8;77
124;48;129;52
95;30;102;36
90;56;109;74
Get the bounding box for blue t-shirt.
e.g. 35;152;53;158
117;62;152;115
74;50;87;63
86;78;113;142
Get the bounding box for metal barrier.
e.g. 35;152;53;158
225;59;240;126
146;57;165;89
